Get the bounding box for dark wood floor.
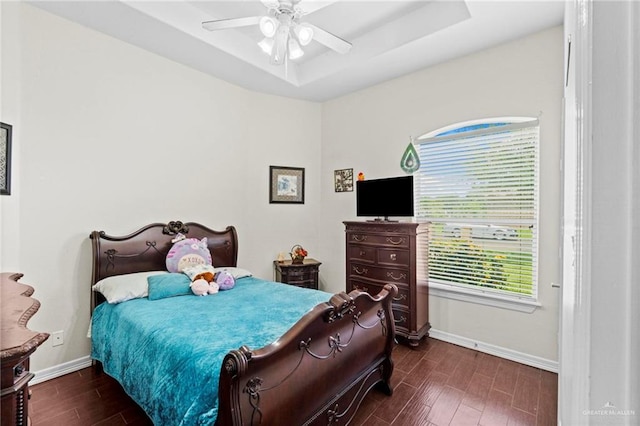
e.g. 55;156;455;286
29;337;557;425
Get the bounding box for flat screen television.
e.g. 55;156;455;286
356;175;414;221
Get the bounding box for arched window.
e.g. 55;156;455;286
414;117;539;304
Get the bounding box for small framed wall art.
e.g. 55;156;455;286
269;166;305;204
334;168;354;192
1;122;12;196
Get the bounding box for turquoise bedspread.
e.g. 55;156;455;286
91;277;332;425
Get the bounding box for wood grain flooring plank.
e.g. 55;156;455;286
390;396;432;425
492;361;519;395
479;388;512;426
450;403;482;426
415;371;450;407
508;407;537;426
474;352;501;379
461;372;494;412
402;358;439;388
372;382;417;423
425;385;464;426
512;374;540;415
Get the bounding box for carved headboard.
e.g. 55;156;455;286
89;221;238;310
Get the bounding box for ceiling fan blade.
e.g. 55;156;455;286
202;16;262;31
298;0;336;15
261;0;281;10
306;24;352;54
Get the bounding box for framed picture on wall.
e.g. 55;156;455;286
1;122;12;196
334;168;353;192
269;166;305;204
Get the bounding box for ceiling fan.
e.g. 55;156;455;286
202;0;352;66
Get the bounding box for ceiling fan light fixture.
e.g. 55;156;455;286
294;24;314;46
259;16;277;38
288;38;304;59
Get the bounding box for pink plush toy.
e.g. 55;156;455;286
189;271;219;296
190;279;219;296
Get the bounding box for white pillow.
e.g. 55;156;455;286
92;271;168;304
216;267;253;279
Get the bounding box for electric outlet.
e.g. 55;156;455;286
52;330;64;347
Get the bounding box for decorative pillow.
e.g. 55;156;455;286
215;267;252;279
165;234;212;273
182;264;216;281
147;273;192;300
92;271;167;304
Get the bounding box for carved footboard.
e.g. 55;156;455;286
216;284;397;426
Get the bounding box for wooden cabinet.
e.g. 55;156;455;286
273;259;321;290
1;273;49;426
344;221;430;347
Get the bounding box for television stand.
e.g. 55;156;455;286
368;217;398;222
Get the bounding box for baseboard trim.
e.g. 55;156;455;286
31;355;93;385
429;329;558;373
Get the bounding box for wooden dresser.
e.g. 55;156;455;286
1;273;49;426
344;221;430;347
273;258;321;290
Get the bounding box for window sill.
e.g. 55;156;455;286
426;281;541;313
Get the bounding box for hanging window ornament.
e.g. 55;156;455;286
400;137;420;173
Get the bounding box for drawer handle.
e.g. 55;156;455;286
355;285;369;292
394;294;407;301
360;250;366;256
389;253;397;261
353;235;367;242
394;315;407;324
386;237;405;245
386;272;407;281
353;266;368;275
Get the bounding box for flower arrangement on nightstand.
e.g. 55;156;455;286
290;244;308;264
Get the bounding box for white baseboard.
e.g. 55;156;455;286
31;355;93;385
429;329;558;373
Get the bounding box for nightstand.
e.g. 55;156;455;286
273;258;321;290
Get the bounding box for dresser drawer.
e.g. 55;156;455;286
347;245;376;264
349;279;409;307
348;263;409;285
392;306;411;333
286;279;318;290
347;233;411;249
282;267;314;279
376;248;410;268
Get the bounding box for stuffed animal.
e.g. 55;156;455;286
214;270;236;290
166;234;212;273
190;271;219;296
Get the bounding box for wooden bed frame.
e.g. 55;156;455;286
90;221;398;425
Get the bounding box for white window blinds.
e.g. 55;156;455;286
414;119;539;299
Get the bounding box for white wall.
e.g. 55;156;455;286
319;26;563;363
0;3;321;372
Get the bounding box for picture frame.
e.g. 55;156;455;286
269;166;305;204
0;122;12;196
334;168;354;192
